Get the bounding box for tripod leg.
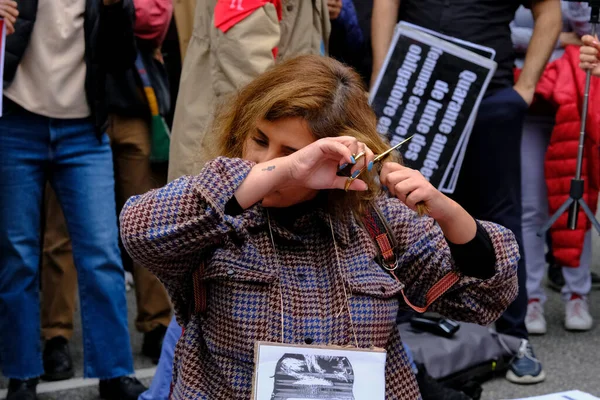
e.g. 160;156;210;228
537;198;574;237
578;199;600;235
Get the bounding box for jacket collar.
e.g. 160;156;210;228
240;199;352;249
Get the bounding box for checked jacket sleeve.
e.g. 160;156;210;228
120;157;255;324
376;197;520;326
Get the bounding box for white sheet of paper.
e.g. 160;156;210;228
508;390;600;400
254;343;387;400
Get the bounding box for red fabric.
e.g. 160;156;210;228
214;0;282;32
533;45;600;267
133;0;174;47
213;0;282;58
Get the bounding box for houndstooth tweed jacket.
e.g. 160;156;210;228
120;157;520;400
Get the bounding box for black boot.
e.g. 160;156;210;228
6;379;38;400
99;376;147;400
42;336;74;381
142;325;167;364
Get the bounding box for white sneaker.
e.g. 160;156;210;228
525;301;547;335
565;296;593;331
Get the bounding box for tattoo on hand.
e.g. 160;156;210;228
262;166;276;171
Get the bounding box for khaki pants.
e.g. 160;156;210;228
41;115;172;340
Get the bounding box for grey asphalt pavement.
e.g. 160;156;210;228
1;215;600;400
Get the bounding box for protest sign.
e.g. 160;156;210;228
369;23;497;193
397;21;496;61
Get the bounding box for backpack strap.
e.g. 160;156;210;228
363;205;460;313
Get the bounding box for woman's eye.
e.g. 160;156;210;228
252;137;268;147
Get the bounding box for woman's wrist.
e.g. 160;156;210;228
234;157;290;209
434;197;478;245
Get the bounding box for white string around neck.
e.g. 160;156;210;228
265;210;359;348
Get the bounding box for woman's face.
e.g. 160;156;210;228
243;117;319;208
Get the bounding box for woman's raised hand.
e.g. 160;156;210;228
284;136;375;191
379;162;456;221
379;161;479;244
234;137;375;210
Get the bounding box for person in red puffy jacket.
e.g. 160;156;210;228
515;3;594;342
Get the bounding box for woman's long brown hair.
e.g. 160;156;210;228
210;55;397;216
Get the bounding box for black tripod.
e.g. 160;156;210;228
538;0;600;237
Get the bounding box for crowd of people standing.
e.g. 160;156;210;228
0;0;598;399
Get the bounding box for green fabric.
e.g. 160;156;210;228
150;115;171;162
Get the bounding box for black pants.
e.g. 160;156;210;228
450;86;530;340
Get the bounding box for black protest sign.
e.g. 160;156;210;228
369;26;496;191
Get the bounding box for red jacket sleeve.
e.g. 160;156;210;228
134;0;174;46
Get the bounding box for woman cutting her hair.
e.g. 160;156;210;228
120;55;519;399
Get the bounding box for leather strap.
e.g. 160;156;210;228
363;205;459;313
363;207;397;269
400;272;460;313
189;260;207;318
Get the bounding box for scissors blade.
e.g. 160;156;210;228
343;135;415;192
373;135;414;163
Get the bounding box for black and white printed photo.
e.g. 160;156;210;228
252;342;386;400
271;354;354;399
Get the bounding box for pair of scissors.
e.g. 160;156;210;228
344;135;429;216
344;135;414;190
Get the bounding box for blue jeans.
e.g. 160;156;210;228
403;343;418;375
0;105;134;379
139;316;181;400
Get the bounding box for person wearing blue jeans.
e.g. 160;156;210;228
0;1;146;399
0;102;137;382
139;317;181;400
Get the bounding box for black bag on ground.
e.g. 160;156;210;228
415;364;475;400
400;317;521;396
